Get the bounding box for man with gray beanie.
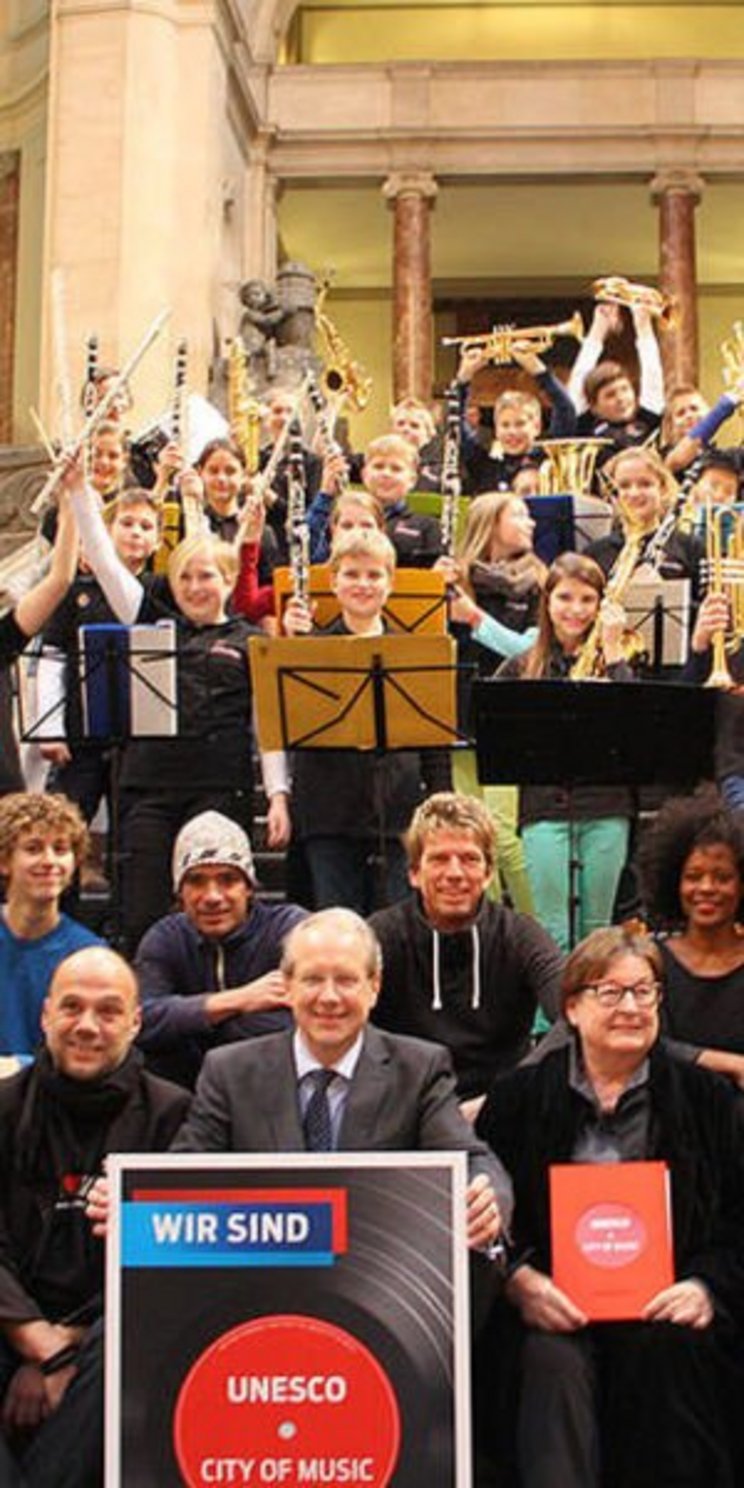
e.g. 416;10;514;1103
134;811;307;1088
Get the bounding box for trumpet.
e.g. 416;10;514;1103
592;276;677;329
442;311;584;364
702;498;744;689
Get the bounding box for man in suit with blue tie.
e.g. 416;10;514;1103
171;907;511;1250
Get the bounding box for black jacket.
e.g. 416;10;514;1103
0;1054;189;1324
477;1041;744;1322
370;894;563;1097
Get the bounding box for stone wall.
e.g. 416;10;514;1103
0;446;48;560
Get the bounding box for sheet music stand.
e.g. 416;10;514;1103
249;634;459;752
472;680;717;945
17;623;179;947
623;576;692;673
250;633;460;909
272;565;448;635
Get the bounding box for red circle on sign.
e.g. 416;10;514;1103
173;1313;401;1488
575;1203;647;1269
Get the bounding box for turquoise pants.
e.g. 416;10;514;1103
522;817;630;954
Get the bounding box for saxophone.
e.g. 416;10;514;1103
570;525;644;679
314;278;372;412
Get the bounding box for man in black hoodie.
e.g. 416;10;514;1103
0;946;189;1487
369;793;563;1118
135;811;306;1088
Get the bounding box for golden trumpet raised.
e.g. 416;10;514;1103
592;276;677;329
442;310;584;364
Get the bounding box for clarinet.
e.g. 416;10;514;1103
159;340;191;566
172;339;188;446
84;333;99;419
306;373;349;496
286;418;310;605
440;379;462;559
81;332;99;483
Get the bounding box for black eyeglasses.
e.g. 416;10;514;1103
580;981;661;1009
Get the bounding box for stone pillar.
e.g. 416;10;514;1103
651;170;704;388
244;130;281;285
0;155;20;443
382;172;438;402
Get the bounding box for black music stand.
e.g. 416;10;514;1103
472;680;717;945
18;624;178;947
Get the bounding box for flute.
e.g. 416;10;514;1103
31;307;170;516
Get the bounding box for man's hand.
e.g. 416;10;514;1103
643;1280;713;1330
690;591;729;655
40;743;72;767
505;1263;588;1332
266;793;292;850
466;1173;502;1250
2;1363;50;1433
86;1175;110;1240
456;346;490;384
320;452;348;497
282;597;314;636
458;1094;486;1126
204;972;292;1026
590;302;622;341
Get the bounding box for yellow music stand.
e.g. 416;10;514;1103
272;565;448;635
249;633;458;752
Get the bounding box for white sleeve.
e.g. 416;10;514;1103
567;330;604;413
636;326;665;414
34;647;67;739
259;749;290;798
70;482;143;624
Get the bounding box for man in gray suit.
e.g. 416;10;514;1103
171;907;511;1249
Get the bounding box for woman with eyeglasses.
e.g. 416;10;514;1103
476;925;744;1488
639;787;744;1088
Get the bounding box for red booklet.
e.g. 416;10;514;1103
549;1160;674;1321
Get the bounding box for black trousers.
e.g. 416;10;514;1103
0;1321;103;1488
516;1320;734;1488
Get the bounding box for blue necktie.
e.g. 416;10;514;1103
303;1069;335;1152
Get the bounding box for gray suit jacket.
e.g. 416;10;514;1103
171;1025;512;1216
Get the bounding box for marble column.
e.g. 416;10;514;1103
651;170;704;389
0;155;20;442
382;172;438;402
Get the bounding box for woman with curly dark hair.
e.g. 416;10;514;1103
639;786;744;1077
